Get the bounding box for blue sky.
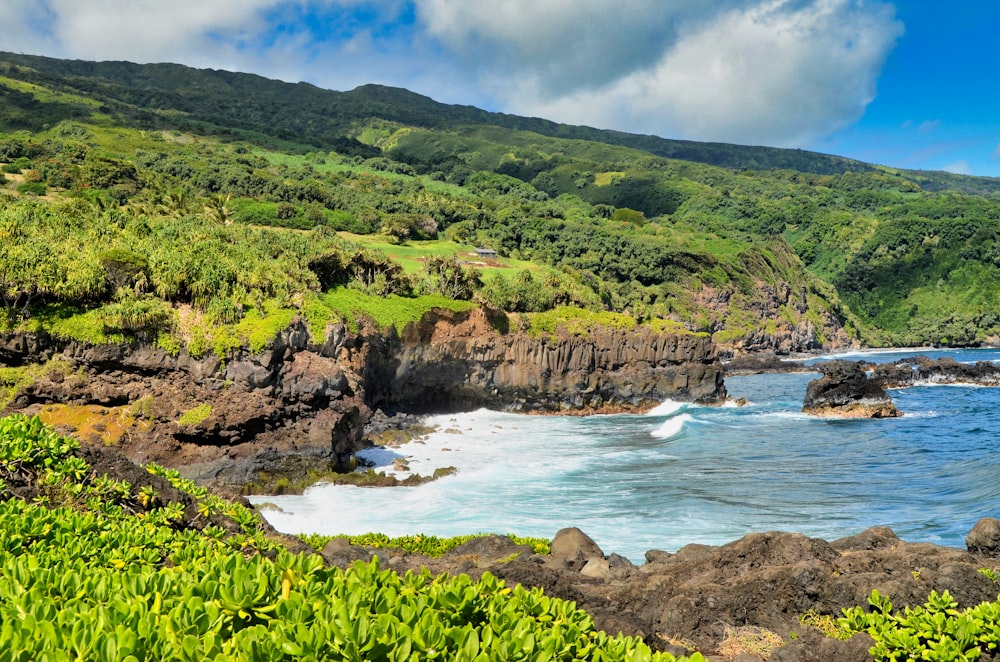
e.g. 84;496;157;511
2;1;998;177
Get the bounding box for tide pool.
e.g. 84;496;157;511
252;348;1000;561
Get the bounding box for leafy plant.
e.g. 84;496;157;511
836;589;1000;661
0;414;699;661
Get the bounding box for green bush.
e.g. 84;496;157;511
177;403;212;426
835;589;1000;661
15;181;46;196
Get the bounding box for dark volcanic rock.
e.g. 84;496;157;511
724;352;812;374
385;308;727;413
321;523;1000;658
802;360;900;418
872;356;1000;389
1;308;726;491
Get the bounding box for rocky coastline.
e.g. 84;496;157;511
6;323;1000;659
320;520;1000;661
0;307;725;492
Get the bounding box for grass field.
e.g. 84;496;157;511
336;233;560;280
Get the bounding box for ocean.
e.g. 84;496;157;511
251;348;1000;562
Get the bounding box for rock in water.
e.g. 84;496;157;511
802;360;900;418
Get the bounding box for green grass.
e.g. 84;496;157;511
525;306;637;337
0;76;103;110
177;403;213;426
337;234;558;279
338;234;467;274
298;532;551;557
318;288;476;333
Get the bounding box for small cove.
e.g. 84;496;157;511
253;348;1000;561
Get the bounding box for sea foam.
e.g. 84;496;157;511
645;399;688;417
650;413;694;439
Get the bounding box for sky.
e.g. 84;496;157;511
2;1;998;177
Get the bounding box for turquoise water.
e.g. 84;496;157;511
253;348;1000;561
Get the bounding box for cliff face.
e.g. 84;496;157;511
0;308;725;489
691;282;855;357
380;309;724;413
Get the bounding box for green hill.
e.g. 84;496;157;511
2;52;1000;350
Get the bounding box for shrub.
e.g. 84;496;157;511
16;181;46;196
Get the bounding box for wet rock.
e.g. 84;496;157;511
873;357;1000;388
802;360;900;418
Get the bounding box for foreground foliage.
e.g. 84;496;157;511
836;589;1000;661
299;531;551;557
0;414;699;661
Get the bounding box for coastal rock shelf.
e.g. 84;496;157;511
802;359;900;418
0;308;725;490
320;520;1000;659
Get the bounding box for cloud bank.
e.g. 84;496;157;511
0;0;903;148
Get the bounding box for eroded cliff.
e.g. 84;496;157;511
0;307;725;490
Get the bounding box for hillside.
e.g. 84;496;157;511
1;53;1000;349
0;52;876;175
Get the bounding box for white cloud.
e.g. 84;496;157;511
1;0;276;64
942;160;972;175
435;0;904;147
992;143;1000;159
416;0;740;96
0;0;904;149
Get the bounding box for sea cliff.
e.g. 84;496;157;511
0;307;725;491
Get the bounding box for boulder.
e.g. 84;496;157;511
802;360;900;418
446;535;535;563
550;527;605;570
967;517;1000;557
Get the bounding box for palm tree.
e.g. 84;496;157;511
203;193;233;225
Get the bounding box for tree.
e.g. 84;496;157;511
425;256;482;300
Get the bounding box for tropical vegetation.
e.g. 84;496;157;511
2;52;1000;348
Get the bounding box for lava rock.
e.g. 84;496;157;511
802;360;900;418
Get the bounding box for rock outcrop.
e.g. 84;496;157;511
691;281;855;357
0;307;725;490
327;521;1000;660
872;356;1000;388
383;308;725;413
802;360;900;418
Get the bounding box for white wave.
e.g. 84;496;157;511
650;413;694;439
910;380;995;389
811;347;936;361
896;410;939;419
756;411;814;421
645;399;688;417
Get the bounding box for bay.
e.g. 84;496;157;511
253;348;1000;561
